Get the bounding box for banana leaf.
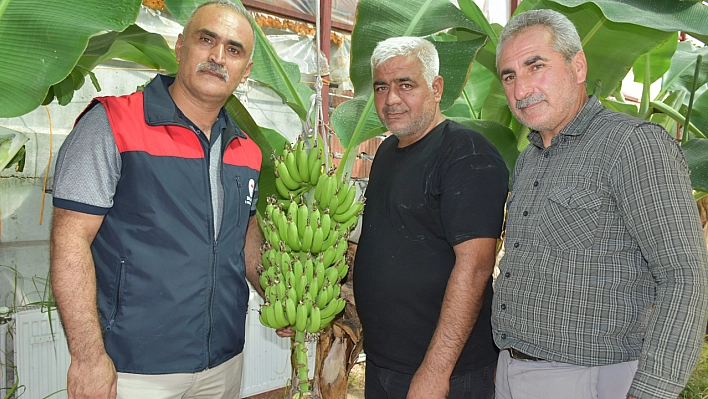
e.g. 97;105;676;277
682;137;708;192
0;0;142;118
689;89;708;139
548;0;708;37
0;127;29;171
332;0;487;177
42;25;179;107
632;32;678;85
661;42;708;95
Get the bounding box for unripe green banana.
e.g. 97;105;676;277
334;240;348;261
260;305;273;328
321;229;339;251
277;157;300;190
332;284;341;300
309;206;321;229
319;314;335;330
297;203;308;237
288;199;299;228
338;214;359;234
301;221;314;252
337;262;349;279
319;298;340;319
320;210;331;241
307;143;319;171
308;277;319;299
274;298;289;328
295;301;308;332
306;306;321;334
296;273;308;302
310;224;324;254
319;174;335;211
316;285;329;309
325;283;334;304
293;259;304;280
325;266;339;287
305;257;315;282
285;149;303;183
264;303;278;328
296;140;310;183
322;246;336;268
332;201;364;224
267;225;281;248
286;220;301;251
336;184;357;215
275;278;286;300
286;296;297;326
314;172;327;202
309;149;323;186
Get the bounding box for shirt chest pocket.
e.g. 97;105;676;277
537;186;601;249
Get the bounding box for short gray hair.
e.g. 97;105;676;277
371;36;439;89
185;0;257;59
496;9;582;68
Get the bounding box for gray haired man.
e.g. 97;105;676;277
493;9;708;399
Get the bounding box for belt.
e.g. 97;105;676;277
508;348;544;361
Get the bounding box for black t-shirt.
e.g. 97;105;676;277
353;120;509;375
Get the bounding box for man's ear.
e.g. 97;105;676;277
175;34;184;63
573;51;587;84
432;75;444;102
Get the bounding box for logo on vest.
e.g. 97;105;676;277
246;179;255;206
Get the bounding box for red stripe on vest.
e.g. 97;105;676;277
224;134;262;171
96;93;203;159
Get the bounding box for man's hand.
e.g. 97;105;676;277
276;326;295;338
407;366;449;399
67;352;117;399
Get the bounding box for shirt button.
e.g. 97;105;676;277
501;304;507;310
501;333;507;340
544;152;549;158
505;272;511;278
513;242;519;248
523;211;528;216
533;181;539;187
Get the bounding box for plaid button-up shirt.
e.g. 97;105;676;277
493;96;708;398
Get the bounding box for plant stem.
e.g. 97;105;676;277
682;54;703;144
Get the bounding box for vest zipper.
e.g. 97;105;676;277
105;258;126;332
236;176;243;227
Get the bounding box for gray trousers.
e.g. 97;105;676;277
495;349;638;399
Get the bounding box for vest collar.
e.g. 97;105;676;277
142;74;246;141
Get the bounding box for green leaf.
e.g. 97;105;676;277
682;138;708;192
331;93;387;149
0;0;142;118
600;98;639;117
548;0;708;36
632;32;678;85
690;89;708;139
661;41;708;94
0;127;29;171
449;117;519;175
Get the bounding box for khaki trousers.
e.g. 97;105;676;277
116;352;244;399
495;349;638;399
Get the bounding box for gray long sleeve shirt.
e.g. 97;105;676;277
493;96;708;398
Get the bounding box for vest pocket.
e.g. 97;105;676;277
105;258;126;332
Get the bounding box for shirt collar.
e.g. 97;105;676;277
527;95;603;149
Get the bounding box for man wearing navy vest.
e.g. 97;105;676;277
50;1;263;398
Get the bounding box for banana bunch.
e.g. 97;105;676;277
258;136;364;397
274;139;323;200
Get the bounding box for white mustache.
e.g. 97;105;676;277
516;93;546;109
196;61;229;82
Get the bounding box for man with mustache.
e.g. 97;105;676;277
353;36;509;399
493;9;708;399
50;1;262;398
